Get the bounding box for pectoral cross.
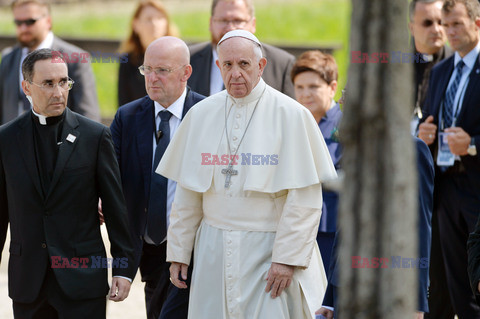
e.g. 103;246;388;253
221;163;238;189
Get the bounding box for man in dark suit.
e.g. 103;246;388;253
408;1;454;317
317;138;435;318
418;0;480;316
0;0;100;124
409;0;453;136
110;36;205;319
0;48;135;318
188;0;295;98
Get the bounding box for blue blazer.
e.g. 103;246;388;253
318;103;342;234
323;138;434;313
110;88;204;275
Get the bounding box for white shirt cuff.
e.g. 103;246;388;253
113;275;132;283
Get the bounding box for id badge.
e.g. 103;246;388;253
437;132;455;166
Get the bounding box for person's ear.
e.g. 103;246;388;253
21;80;31;97
329;80;338;99
258;57;267;75
182;64;193;82
250;17;256;33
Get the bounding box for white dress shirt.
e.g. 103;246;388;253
143;88;187;244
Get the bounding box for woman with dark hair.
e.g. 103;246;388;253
291;50;342;278
118;0;178;106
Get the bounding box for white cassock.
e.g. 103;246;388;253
157;79;337;319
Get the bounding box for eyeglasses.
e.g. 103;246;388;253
138;65;185;76
14;16;44;27
212;18;251;27
28;78;75;91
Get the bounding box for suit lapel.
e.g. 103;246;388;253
183;88;194;117
433;60;454;119
46;109;80;201
17;112;43;198
136;98;155;197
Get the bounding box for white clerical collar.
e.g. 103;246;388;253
229;78;266;105
154;87;187;120
454;40;480;70
31;108;48;125
422;54;434;62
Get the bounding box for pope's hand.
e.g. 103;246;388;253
170;262;189;289
265;262;294;298
109;277;131;302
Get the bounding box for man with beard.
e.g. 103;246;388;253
187;0;295;98
0;0;100;124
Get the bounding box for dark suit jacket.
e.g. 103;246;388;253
0;108;135;303
0;36;100;124
188;42;295;98
323;138;434;313
421;53;480;192
110;88;204;277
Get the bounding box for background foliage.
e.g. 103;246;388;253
0;0;350;117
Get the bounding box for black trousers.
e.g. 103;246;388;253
13;268;106;319
434;174;480;318
425;202;454;319
141;241;170;319
140;241;192;319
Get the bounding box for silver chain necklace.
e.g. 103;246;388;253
221;88;265;188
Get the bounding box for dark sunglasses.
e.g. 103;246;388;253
14;17;43;27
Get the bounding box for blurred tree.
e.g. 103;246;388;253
338;0;418;317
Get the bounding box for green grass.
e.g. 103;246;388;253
0;0;351;118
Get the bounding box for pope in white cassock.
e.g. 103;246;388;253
156;30;337;319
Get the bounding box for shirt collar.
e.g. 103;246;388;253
323;100;338;120
154;87;187;120
229;78;266;105
454;40;480;70
31;107;65;126
212;46;219;63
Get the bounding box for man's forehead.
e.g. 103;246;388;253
13;3;47;17
218;39;253;55
33;59;68;79
214;0;250;17
414;1;442;19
